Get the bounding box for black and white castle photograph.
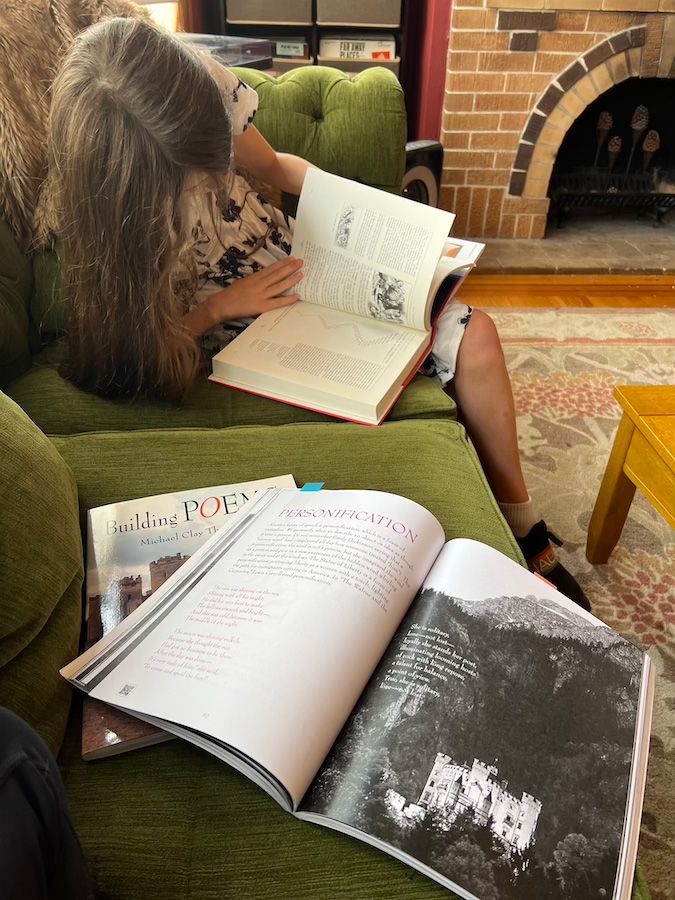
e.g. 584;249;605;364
304;587;645;900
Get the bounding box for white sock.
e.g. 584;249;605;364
498;496;540;538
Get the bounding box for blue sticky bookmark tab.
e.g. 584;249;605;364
301;482;325;492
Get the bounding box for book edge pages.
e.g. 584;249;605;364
613;655;655;900
209;331;430;426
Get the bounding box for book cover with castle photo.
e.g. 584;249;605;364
82;474;295;759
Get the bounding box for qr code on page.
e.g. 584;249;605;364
118;684;136;696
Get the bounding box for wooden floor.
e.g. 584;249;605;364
457;274;675;308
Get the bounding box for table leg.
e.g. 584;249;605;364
586;414;637;564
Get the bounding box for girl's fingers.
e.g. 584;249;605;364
265;293;300;310
259;257;303;284
266;270;304;297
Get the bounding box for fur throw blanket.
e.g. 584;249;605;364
0;0;148;251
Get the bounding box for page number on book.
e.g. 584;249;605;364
118;683;136;697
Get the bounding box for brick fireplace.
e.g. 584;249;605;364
440;1;675;238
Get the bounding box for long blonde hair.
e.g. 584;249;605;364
49;16;232;401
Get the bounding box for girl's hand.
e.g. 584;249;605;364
216;257;304;320
183;257;303;336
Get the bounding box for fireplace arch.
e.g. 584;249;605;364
508;26;648;202
440;3;675;239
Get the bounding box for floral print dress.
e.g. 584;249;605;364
185;67;294;354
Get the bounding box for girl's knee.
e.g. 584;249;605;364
468;308;498;338
462;309;504;363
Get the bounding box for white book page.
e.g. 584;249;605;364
211;300;429;420
292;170;455;331
66;489;445;808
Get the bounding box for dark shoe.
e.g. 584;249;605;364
516;520;591;612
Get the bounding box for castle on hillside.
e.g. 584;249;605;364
418;754;541;854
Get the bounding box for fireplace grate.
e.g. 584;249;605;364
550;169;675;227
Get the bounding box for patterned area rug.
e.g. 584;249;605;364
487;307;675;900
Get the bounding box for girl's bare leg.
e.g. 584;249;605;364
449;309;529;505
447;309;591;611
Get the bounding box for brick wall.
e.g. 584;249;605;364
441;2;675;238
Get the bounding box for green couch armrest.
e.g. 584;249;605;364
0;391;83;754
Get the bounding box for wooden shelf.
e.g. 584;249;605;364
222;1;406;79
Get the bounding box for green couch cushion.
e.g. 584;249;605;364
54;417;518;900
0;392;82;754
51;419;513;551
0;220;34;387
65;734;457;900
60;734;651;900
8;343;455;434
231;66;407;195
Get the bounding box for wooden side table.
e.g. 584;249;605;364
586;385;675;564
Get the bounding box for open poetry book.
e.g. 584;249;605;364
209;169;484;425
83;474;296;759
63;488;653;900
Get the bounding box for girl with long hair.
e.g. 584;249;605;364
50;15;306;401
49;16;590;610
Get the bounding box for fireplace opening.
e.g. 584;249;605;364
548;78;675;230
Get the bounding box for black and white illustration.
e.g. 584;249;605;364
334;204;355;249
304;587;644;900
369;271;410;323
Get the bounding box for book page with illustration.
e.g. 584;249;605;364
292;169;455;331
300;539;653;900
63;489;445;808
210;300;432;424
209;172;485;424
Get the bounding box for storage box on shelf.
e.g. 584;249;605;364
270;36;311;59
318;34;396;60
316;0;401;27
222;0;406;77
226;0;312;26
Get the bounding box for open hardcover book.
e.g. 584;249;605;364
82;474;296;759
63;488;653;900
209;169;484;425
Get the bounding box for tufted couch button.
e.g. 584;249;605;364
314;113;324;123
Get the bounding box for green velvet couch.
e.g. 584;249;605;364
0;65;650;900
